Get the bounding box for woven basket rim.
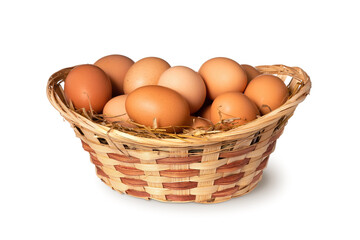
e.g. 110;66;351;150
47;64;311;146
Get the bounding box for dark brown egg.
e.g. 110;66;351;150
197;103;212;121
64;64;112;113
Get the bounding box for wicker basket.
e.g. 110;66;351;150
47;64;311;203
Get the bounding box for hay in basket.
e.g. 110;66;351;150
47;64;311;203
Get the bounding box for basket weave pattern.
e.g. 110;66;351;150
47;65;311;203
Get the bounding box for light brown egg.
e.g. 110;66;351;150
244;74;289;115
64;64;112;113
158;66;206;113
199;57;247;100
94;54;134;96
241;64;261;82
123;57;170;94
210;92;259;126
103;95;136;128
190;116;212;129
125;85;190;132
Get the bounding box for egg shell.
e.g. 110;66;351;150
244;74;289;115
190;116;212;129
94;54;134;96
125;85;190;132
196;103;212;121
158;66;206;113
103;95;136;128
199;57;248;100
210;92;260;126
64;64;112;113
123;57;170;94
241;64;261;82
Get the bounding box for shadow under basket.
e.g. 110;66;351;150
47;65;311;203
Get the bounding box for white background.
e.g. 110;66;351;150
1;0;359;239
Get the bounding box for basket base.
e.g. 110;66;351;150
95;170;263;204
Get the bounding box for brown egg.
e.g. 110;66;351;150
241;64;261;82
190;116;212;129
94;54;134;96
158;66;206;113
123;57;170;94
64;64;112;113
197;103;212;121
125;85;190;132
199;57;247;100
244;74;289;115
103;95;136;128
211;92;259;126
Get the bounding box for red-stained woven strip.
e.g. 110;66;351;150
114;165;144;176
107;153;140;163
96;166;109;178
214;172;245;185
270;127;284;142
166;194;196;201
216;158;250;173
250;171;263;185
90;154;103;166
126;189;150;198
256;157;269;171
120;177;148;187
81;140;95;153
156;156;202;164
219;145;256;158
162;181;198;190
262;141;276;158
212;186;240;198
159;169;200;178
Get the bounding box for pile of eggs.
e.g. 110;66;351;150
64;55;289;133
